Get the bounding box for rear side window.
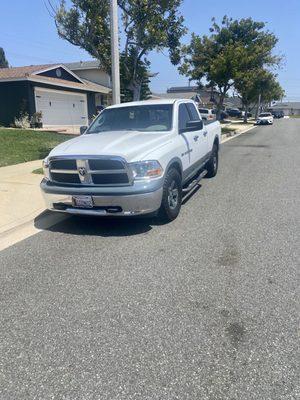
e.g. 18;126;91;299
186;103;200;121
178;104;192;131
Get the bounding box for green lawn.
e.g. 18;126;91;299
32;167;44;175
221;126;236;135
0;128;75;167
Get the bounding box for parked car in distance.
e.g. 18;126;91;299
226;108;242;118
41;100;221;222
198;108;216;121
212;109;229;121
256;112;274;125
271;110;284;118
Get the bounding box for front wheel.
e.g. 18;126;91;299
205;144;219;178
158;168;182;222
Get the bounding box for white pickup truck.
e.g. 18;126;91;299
41;100;221;221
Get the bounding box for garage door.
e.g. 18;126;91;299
35;88;88;126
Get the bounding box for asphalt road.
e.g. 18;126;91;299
0;119;299;400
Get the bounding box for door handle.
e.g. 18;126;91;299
203;131;208;137
194;135;199;141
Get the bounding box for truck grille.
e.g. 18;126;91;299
49;157;132;186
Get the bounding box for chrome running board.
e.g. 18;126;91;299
182;170;207;193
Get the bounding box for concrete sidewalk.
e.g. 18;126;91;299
0;160;45;234
0;160;67;251
221;120;256;142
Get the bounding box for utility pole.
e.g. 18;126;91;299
110;0;120;104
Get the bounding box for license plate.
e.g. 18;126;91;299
72;195;93;208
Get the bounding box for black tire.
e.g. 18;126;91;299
206;144;219;178
158;168;182;222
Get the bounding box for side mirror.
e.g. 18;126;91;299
185;120;203;131
80;126;87;135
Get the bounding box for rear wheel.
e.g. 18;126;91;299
158;168;182;222
206;144;218;178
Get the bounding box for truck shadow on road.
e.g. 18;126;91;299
34;185;202;238
34;212;155;237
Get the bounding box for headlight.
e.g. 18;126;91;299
129;160;163;180
42;159;50;180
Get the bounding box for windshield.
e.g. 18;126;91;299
259;113;271;117
87;104;173;134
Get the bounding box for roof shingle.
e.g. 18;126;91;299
0;64;56;79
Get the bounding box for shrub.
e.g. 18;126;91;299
13;113;30;129
31;111;43;128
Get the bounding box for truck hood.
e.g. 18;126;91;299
48;130;173;162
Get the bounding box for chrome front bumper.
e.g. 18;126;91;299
41;187;163;216
257;120;272;124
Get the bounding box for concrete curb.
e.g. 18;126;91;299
221;125;256;144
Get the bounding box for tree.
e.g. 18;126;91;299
0;47;9;68
254;71;284;117
120;48;151;102
235;69;284;122
52;0;186;101
180;16;281;119
259;74;285;106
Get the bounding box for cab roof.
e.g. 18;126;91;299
107;99;194;109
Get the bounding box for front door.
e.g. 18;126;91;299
178;103;208;177
185;102;208;164
178;103;197;170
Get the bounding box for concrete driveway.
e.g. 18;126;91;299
0;119;299;399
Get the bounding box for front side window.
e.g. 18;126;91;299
178;104;192;131
87;104;173;134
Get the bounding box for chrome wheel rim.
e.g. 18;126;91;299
168;180;179;210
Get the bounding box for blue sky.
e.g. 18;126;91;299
1;0;299;100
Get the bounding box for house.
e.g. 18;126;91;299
0;62;111;128
224;96;243;110
149;85;218;106
269;102;300;116
149;91;203;104
64;61;111;108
